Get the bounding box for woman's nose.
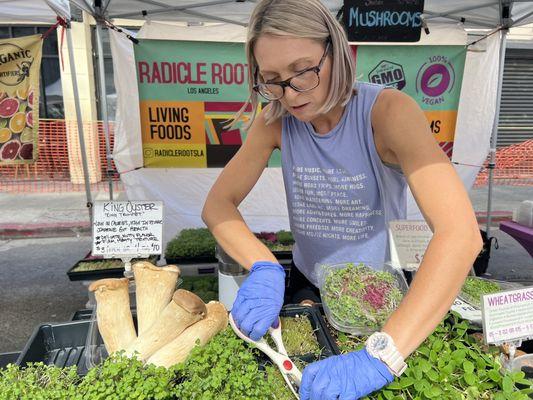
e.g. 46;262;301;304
283;85;300;103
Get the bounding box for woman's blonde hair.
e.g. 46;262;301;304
230;0;356;129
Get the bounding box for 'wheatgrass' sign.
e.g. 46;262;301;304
482;286;533;345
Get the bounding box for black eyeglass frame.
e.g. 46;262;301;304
253;40;331;101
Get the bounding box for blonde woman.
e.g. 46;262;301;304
202;0;482;398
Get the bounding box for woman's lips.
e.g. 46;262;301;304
291;103;309;111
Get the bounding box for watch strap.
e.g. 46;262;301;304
366;332;407;377
381;345;407;376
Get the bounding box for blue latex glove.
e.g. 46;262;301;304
231;261;285;341
299;349;394;400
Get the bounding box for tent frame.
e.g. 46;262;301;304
71;0;522;236
65;20;94;224
94;11;115;199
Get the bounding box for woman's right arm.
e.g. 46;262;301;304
201;108;282;269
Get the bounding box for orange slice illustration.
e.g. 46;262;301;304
0;127;11;143
9;112;26;134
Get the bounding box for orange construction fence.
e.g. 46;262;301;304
474;139;533;187
0;120;531;193
0;120;121;193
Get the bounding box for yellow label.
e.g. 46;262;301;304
140;101;205;145
142;143;207;168
424;110;457;142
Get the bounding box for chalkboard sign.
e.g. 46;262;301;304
343;0;424;42
92;201;163;257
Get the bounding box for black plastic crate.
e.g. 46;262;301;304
165;255;218;265
272;250;293;261
0;352;20;368
16;321;98;375
71;309;95;321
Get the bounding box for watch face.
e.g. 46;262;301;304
371;333;389;352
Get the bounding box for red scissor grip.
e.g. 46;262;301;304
283;360;293;371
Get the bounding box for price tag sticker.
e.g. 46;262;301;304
482;286;533;345
92;201;163;257
451;297;482;324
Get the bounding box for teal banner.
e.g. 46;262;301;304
135;40;248;102
133;39;466;167
355;44;466;156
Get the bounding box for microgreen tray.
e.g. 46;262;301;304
67;255;159;281
271;304;339;361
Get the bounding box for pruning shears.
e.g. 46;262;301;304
229;313;302;399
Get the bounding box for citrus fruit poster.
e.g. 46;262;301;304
134;39;281;168
0;34;42;165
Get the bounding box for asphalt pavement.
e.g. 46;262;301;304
0;237;91;353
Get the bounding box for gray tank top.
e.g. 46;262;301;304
281;82;407;286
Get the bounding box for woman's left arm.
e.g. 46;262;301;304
298;89;484;400
372;88;483;358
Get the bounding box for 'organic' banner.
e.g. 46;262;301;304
0;34;42;164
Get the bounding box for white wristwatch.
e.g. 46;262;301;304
365;332;407;377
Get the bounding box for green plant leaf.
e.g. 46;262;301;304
463;360;475;374
464;372;477;386
399;377;415;388
431;339;444;352
502;375;514;393
424;386;442;398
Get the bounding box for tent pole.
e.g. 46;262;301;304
485;28;508;237
66;24;94;225
95;20;115;200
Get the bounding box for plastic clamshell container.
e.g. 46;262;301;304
85;306;141;371
318;262;408;335
514;200;533;228
84;308;108;371
511;354;533;380
458;276;523;309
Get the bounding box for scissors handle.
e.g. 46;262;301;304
269;318;289;356
229;313;302;398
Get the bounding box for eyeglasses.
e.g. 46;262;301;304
253;40;331;101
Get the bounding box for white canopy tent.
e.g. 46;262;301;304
0;0;99;225
2;0;533;240
71;0;533;29
72;0;533;240
0;0;117;219
0;0;70;23
74;0;533;242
